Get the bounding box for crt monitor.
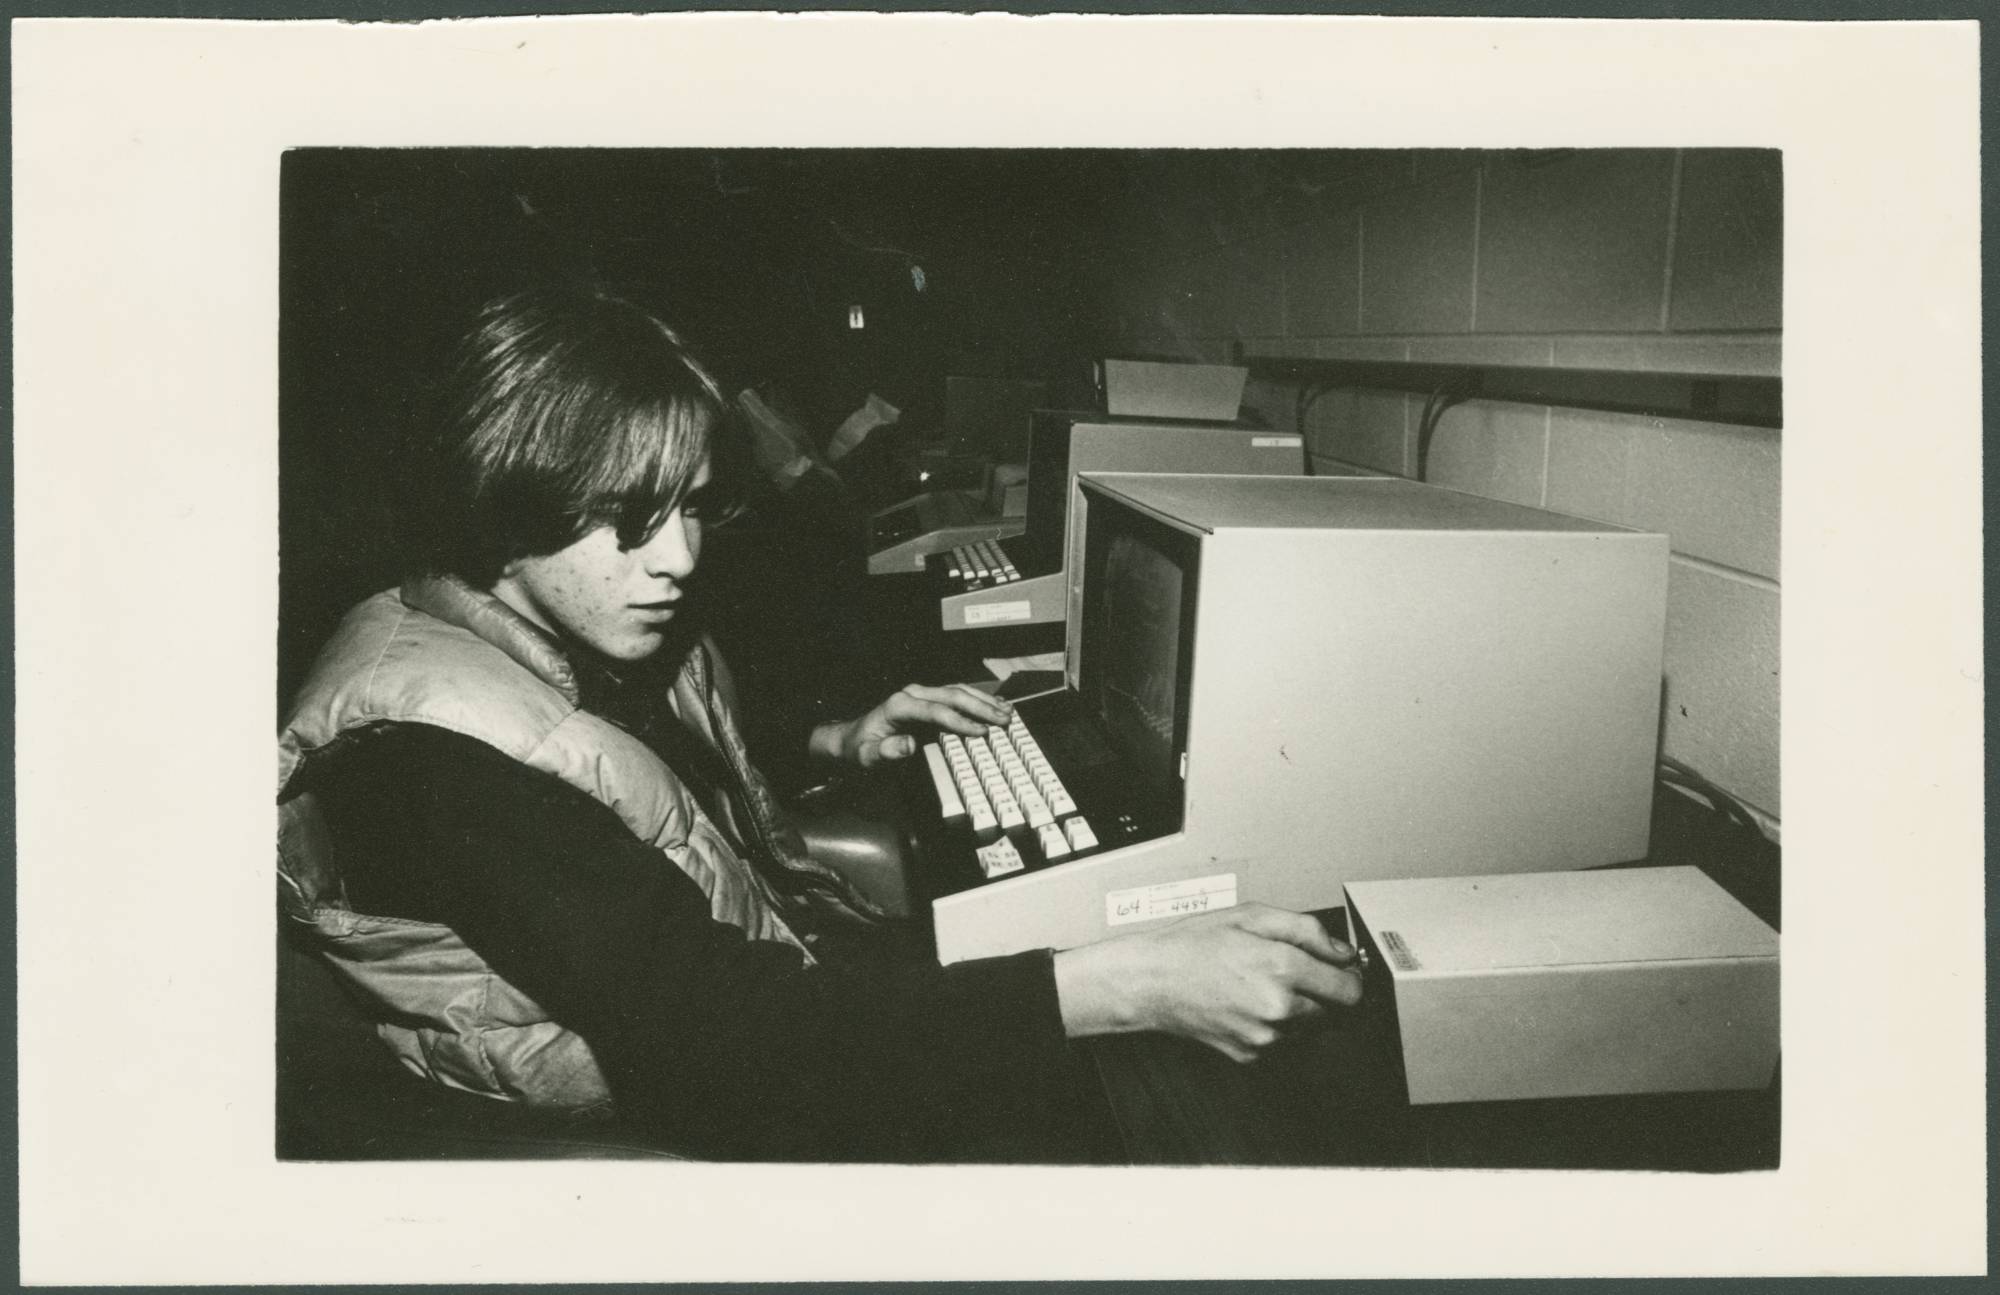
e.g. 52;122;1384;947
919;473;1671;964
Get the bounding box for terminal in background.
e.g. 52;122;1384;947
926;404;1307;633
864;375;1047;575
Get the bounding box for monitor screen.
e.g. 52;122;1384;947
1078;489;1200;810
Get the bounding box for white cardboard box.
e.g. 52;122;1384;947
1100;359;1247;421
1343;867;1779;1105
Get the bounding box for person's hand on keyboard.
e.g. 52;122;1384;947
1051;904;1363;1063
809;683;1013;769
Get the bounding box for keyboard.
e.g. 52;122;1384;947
922;713;1100;879
943;538;1022;589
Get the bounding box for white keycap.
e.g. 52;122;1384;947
1037;823;1070;859
1062;816;1098;851
1047;787;1077;817
923;745;965;819
995;797;1025;830
967;798;996;834
976;837;1024;878
1023;792;1053;829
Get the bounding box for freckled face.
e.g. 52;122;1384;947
491;457;710;663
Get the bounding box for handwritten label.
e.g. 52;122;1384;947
1106;873;1239;928
1251;435;1303;448
965;600;1033;626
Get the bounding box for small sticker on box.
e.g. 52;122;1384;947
1380;929;1421;972
1106;873;1238;927
965;600;1032;626
1252;436;1303;448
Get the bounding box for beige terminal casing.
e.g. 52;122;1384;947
937;420;1305;631
931;474;1670;964
867;488;1023;575
1344;867;1779;1104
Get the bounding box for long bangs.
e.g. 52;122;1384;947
413;287;740;582
579;392;717;549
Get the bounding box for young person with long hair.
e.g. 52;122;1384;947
277;285;1361;1161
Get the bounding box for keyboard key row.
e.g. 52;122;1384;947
947;540;1021;585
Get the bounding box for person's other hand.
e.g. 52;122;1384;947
1053;903;1363;1062
810;683;1012;769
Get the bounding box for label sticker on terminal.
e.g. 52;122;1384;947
1106;873;1239;927
1251;435;1303;448
965;600;1033;626
1379;929;1422;972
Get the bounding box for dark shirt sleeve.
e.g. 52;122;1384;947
315;723;1119;1162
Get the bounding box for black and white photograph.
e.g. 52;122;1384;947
276;145;1784;1170
14;13;1985;1284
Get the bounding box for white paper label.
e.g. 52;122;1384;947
1251;435;1303;448
965;600;1032;626
1106;873;1239;927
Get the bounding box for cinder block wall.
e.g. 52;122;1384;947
1091;149;1781;831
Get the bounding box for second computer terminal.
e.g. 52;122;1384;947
926;411;1306;632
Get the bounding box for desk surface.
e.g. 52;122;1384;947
1086;931;1780;1171
1085;788;1779;1169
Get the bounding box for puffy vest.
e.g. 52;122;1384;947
277;574;873;1110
